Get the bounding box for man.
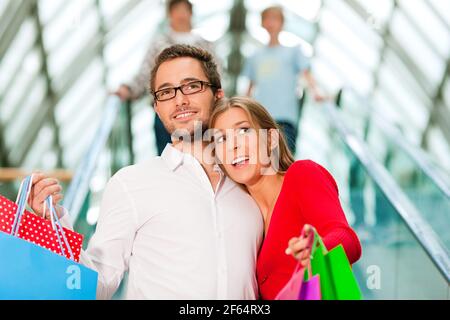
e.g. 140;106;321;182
30;45;264;300
115;0;217;156
242;5;324;155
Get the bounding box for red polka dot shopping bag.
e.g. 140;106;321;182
0;175;97;300
0;176;82;262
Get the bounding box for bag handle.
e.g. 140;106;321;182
298;225;329;280
311;227;328;255
43;196;74;261
12;175;75;261
12;175;34;235
289;225;317;281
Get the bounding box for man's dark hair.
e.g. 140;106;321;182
150;44;222;97
167;0;193;14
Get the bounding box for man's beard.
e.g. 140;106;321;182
170;120;209;144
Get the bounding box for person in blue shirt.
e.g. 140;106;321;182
242;5;324;155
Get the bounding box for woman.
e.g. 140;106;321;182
209;96;362;300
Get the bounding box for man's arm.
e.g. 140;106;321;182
31;173;137;300
246;82;254;97
303;69;326;102
114;40;160;101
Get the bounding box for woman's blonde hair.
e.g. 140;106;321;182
209;96;295;174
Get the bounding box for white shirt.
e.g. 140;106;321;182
61;145;264;300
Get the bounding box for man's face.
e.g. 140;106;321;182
154;57;221;138
262;11;284;36
169;2;192;30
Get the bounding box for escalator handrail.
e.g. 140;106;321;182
62;96;122;223
343;88;450;199
371;112;450;198
324;101;450;283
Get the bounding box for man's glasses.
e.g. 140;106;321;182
153;80;216;102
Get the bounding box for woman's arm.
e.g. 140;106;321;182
285;161;362;264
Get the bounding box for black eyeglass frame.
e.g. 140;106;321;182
153;80;218;102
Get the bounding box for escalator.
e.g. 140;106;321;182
296;96;450;299
336;89;450;249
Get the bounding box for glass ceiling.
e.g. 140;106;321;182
0;0;449;173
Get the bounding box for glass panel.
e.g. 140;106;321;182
298;98;450;299
315;36;373;94
0;0;9;18
1;48;42;126
428;0;450;31
22;124;55;170
390;10;445;88
325;0;382;49
443;78;450;109
38;0;66;26
0;19;36;118
338;91;450;248
377;66;429;141
398;0;450;58
320;8;380;71
426;125;450;174
382;48;431;109
46;4;98;80
279;0;322;22
310;59;344;95
5;77;47;159
356;0;394;27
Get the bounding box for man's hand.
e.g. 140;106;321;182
285;224;314;267
28;172;64;220
312;90;328;103
113;85;132;101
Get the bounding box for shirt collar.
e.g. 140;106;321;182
161;144;185;171
161;144;226;176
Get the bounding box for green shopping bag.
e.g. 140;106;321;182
309;229;362;300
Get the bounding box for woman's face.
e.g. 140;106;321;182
213;107;270;186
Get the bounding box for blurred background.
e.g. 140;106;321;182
0;0;449;299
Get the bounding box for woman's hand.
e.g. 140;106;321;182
28;172;64;220
285;224;314;267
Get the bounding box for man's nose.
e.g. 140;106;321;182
174;88;189;107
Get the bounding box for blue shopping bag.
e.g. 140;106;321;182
0;231;98;300
0;175;98;300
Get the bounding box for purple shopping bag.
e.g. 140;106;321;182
275;225;322;300
275;263;322;300
298;274;321;300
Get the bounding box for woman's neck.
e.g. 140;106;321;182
246;173;284;230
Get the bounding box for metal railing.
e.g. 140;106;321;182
337;88;450;199
63;96;133;223
324;101;450;283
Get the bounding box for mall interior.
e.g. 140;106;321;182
0;0;449;299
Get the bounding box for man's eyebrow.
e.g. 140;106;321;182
156;78;202;91
156;82;174;91
181;77;201;83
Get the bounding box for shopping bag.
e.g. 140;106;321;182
275;228;321;300
0;231;97;300
0;175;98;299
0;175;83;261
310;229;362;300
298;273;321;300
